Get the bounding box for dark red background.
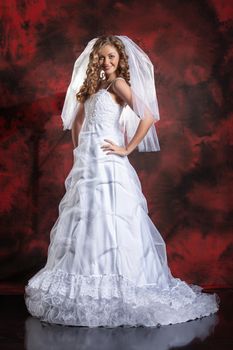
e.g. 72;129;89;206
0;0;232;293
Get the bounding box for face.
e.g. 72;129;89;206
98;44;120;78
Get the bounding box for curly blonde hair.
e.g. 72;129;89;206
76;35;131;104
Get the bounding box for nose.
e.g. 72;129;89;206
103;57;110;65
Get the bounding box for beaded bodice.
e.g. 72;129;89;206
83;78;124;129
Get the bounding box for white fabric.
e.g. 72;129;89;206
60;35;160;152
25;90;219;327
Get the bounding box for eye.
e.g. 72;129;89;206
99;55;115;59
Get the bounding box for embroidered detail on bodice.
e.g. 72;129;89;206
84;78;125;126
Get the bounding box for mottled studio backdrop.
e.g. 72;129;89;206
0;0;232;293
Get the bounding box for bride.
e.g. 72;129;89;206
24;35;219;328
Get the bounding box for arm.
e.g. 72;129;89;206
71;102;85;148
112;78;154;155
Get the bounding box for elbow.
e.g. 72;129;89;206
140;117;154;129
146;117;154;128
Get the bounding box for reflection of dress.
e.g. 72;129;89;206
24;77;219;327
25;314;218;349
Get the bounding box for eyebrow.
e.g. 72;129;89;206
99;52;116;56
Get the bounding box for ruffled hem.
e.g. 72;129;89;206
24;268;220;328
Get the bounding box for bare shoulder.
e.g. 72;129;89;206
112;77;131;94
113;77;129;87
112;77;132;108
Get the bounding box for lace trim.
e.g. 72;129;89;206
25;269;220;327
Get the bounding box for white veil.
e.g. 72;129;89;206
61;35;160;152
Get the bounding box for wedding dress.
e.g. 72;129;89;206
24;77;219;328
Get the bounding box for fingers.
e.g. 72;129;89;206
101;139;116;151
101;145;115;151
103;139;115;145
101;139;121;155
106;151;118;155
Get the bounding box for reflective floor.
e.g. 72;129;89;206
0;289;232;350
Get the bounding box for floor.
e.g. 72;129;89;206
0;289;232;350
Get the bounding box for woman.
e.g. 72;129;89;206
24;35;219;328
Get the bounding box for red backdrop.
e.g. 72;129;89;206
0;0;232;293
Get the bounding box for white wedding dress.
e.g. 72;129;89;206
24;78;219;328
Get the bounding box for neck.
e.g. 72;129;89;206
105;73;117;82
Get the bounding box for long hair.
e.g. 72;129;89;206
76;35;131;104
